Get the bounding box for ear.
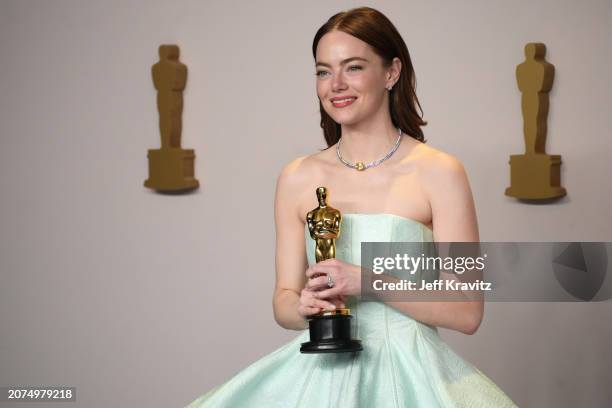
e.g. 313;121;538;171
387;57;402;85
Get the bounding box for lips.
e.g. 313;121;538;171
331;96;357;108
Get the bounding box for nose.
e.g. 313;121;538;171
331;70;347;92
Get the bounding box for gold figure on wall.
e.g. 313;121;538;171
505;43;566;200
144;44;199;192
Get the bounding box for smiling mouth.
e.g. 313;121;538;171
331;97;357;108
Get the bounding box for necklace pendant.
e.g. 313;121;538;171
336;128;403;172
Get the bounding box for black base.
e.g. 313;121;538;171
300;313;363;354
300;339;363;353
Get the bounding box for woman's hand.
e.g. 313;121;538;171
297;287;343;319
305;258;361;301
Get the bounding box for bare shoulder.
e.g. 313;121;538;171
415;143;467;180
412;144;471;201
414;144;478;241
275;148;335;201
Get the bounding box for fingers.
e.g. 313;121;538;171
313;287;341;300
319;258;340;266
310;296;337;310
310;290;346;307
299;289;337;318
305;275;329;291
305;263;337;279
298;305;322;317
330;296;346;308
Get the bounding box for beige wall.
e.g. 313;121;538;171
0;0;610;407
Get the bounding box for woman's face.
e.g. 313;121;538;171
315;30;393;127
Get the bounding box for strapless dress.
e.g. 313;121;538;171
186;214;517;407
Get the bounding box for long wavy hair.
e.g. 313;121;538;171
312;7;427;147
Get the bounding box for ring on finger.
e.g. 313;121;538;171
327;273;335;288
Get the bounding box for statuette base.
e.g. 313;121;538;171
300;313;363;354
505;153;566;199
144;148;199;192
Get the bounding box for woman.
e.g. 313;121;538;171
187;7;516;407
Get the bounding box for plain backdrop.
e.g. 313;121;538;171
1;0;611;407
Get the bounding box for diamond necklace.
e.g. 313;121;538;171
336;128;403;171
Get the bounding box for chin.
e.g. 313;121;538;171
327;113;362;127
327;109;370;127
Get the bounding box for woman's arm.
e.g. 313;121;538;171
272;159;309;330
384;152;483;334
272;158;338;330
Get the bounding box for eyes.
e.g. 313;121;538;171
315;65;363;78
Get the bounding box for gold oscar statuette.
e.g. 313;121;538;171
300;187;362;354
505;43;566;200
144;44;199;193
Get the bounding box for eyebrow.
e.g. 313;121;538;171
315;57;369;68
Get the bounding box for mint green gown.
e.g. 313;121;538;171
187;214;517;407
